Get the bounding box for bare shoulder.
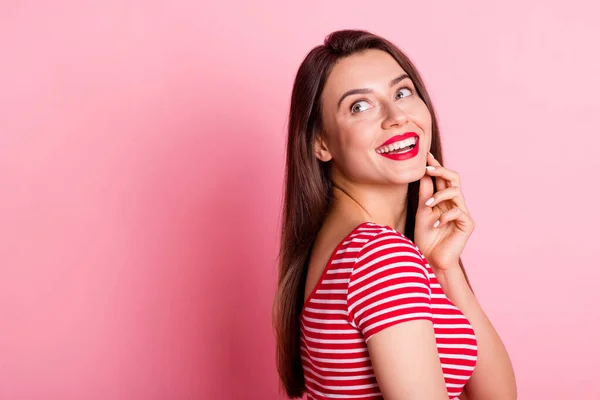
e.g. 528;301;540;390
304;218;368;302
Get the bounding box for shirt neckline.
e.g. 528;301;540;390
300;221;376;317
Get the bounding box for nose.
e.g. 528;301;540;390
381;101;409;129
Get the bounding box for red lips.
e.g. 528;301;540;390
379;132;419;148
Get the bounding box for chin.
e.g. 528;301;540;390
387;168;424;185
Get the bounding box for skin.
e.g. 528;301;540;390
305;49;517;399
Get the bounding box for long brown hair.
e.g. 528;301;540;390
272;29;471;398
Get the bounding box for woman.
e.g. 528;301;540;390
272;29;516;399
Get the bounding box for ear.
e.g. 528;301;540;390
314;132;333;162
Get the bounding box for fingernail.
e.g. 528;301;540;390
426;166;435;171
425;197;434;206
428;151;435;157
433;220;440;228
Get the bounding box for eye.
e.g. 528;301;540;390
395;87;413;99
350;100;370;114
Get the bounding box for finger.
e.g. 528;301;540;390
425;164;461;188
424;186;469;214
418;171;435;211
427;152;447;191
427;151;442;167
434;207;475;234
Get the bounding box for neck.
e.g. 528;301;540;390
330;180;409;235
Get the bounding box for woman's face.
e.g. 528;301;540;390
316;49;432;186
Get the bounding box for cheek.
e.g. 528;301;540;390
409;100;432;128
335;120;373;152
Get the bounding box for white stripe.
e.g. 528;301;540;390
302;325;357;334
304;307;348;315
305;375;379;391
433;324;474;329
436;334;477;340
358;225;386;231
308;355;370;364
303;365;375;381
439;353;478;361
343;238;369;244
431;313;469;320
431;303;460;310
322;278;349;284
301;342;367;355
302;335;364;345
444;372;470;380
336;247;362;254
355;227;383;233
353;229;380;234
331;258;357;264
301;356;373;373
441;363;477;371
310;299;346;305
303;316;348;324
346;231;379;241
362;312;433;334
437;343;478;351
316;289;347;295
360;302;431;325
328;268;352;274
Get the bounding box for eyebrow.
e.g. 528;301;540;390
336;74;411;110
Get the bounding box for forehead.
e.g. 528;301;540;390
324;49;408;97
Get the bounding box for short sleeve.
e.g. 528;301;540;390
346;231;433;342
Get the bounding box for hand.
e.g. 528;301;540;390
413;152;475;271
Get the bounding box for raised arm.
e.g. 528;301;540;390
415;152;517;399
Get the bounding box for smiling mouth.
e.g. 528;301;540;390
376;136;418;154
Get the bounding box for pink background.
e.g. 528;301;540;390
1;1;598;399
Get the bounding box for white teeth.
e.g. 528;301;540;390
377;136;417;153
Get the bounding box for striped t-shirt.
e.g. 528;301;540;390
300;222;478;399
